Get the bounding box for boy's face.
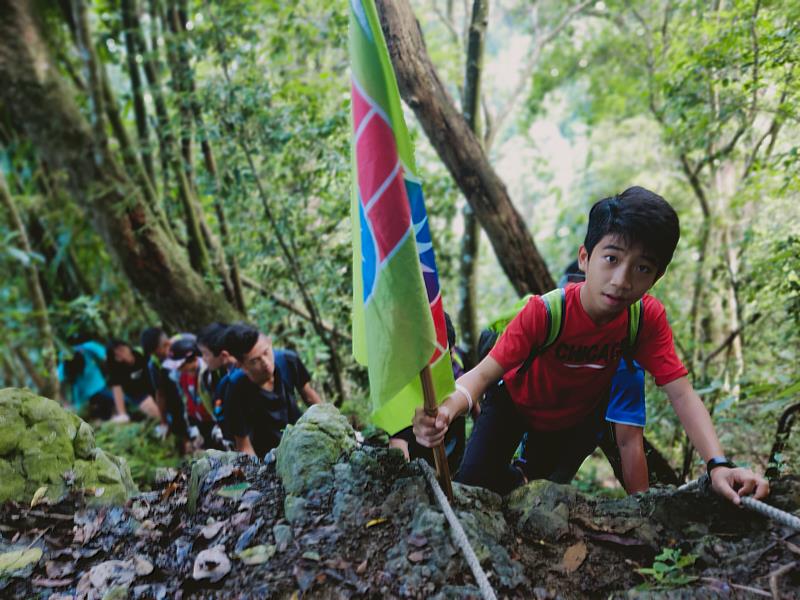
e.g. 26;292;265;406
241;334;275;386
578;234;659;323
155;335;171;361
199;344;222;370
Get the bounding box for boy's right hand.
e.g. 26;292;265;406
412;404;454;448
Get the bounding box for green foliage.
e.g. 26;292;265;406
94;421;182;489
637;547;698;589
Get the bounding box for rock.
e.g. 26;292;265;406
506;480;579;541
0;458;26;503
0;388;137;505
273;524;293;551
73;421;96;459
192;546;231;583
275;403;356;497
284;495;308;525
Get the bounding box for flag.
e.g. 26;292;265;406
349;0;454;435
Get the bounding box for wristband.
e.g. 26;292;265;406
707;456;736;474
455;383;473;415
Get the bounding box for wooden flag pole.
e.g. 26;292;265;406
420;365;454;501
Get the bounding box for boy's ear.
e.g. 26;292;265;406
578;245;589;272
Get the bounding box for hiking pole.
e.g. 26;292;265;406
420;365;454;501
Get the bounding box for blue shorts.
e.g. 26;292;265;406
606;359;646;428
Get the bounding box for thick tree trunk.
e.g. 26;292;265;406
0;0;241;331
0;173;60;399
375;0;554;296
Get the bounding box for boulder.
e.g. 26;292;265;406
276;403;356;497
0;388;137;505
506;479;579;541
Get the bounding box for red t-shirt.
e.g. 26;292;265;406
489;282;687;431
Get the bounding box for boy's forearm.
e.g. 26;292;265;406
663;377;723;462
449;355;504;417
619;443;648;494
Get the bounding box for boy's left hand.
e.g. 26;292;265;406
709;467;770;505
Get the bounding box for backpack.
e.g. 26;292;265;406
476;289;643;377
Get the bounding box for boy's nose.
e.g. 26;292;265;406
611;267;632;289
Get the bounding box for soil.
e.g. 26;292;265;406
1;447;799;599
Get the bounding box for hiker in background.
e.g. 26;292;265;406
162;334;218;453
105;340;161;423
58;339;114;420
223;323;322;458
140;326;176;438
197;322;238;442
389;312;468;473
414;187;769;505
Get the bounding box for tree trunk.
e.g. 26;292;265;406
0;172;59;399
457;0;488;366
375;0;554;296
0;0;241;331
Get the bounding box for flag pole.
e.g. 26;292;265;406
420;365;453;501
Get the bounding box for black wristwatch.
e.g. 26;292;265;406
706;456;736;474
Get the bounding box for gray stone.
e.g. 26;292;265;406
284;495;309;525
276;404;356;497
273;524;293;551
506;480;579;541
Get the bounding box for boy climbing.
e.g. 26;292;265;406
413;186;769;505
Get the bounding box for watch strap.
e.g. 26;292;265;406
707;456;736;474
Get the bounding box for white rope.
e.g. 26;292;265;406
418;460;498;600
678;476;800;531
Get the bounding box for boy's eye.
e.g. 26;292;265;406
603;255;618;263
637;264;653;274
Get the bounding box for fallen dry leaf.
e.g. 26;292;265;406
365;517;387;528
30;486;49;508
408;551;425;563
356;559;368;574
200;520;226;540
561;542;587;573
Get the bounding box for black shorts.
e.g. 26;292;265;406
456;383;606;495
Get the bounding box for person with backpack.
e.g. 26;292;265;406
196;322;238;443
222;323;323;458
494;261;650;493
413;187;769;505
58;339;114;420
105;340;162;423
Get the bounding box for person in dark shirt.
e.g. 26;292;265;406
105;340;161;422
223;323;323;458
197;322;237;440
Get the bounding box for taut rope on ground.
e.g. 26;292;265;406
418;460;498;600
679;476;800;531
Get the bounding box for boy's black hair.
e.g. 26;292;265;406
140;327;165;357
444;312;456;349
105;339;133;370
223;323;261;362
584;186;680;277
197;322;230;356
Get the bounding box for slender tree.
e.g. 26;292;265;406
0;171;59;399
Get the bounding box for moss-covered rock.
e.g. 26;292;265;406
0;388;137;505
276;403;356;497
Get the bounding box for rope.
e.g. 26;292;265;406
418;460;498;600
678;476;800;531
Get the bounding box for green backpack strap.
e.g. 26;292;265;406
514;288;566;377
622;298;644;370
